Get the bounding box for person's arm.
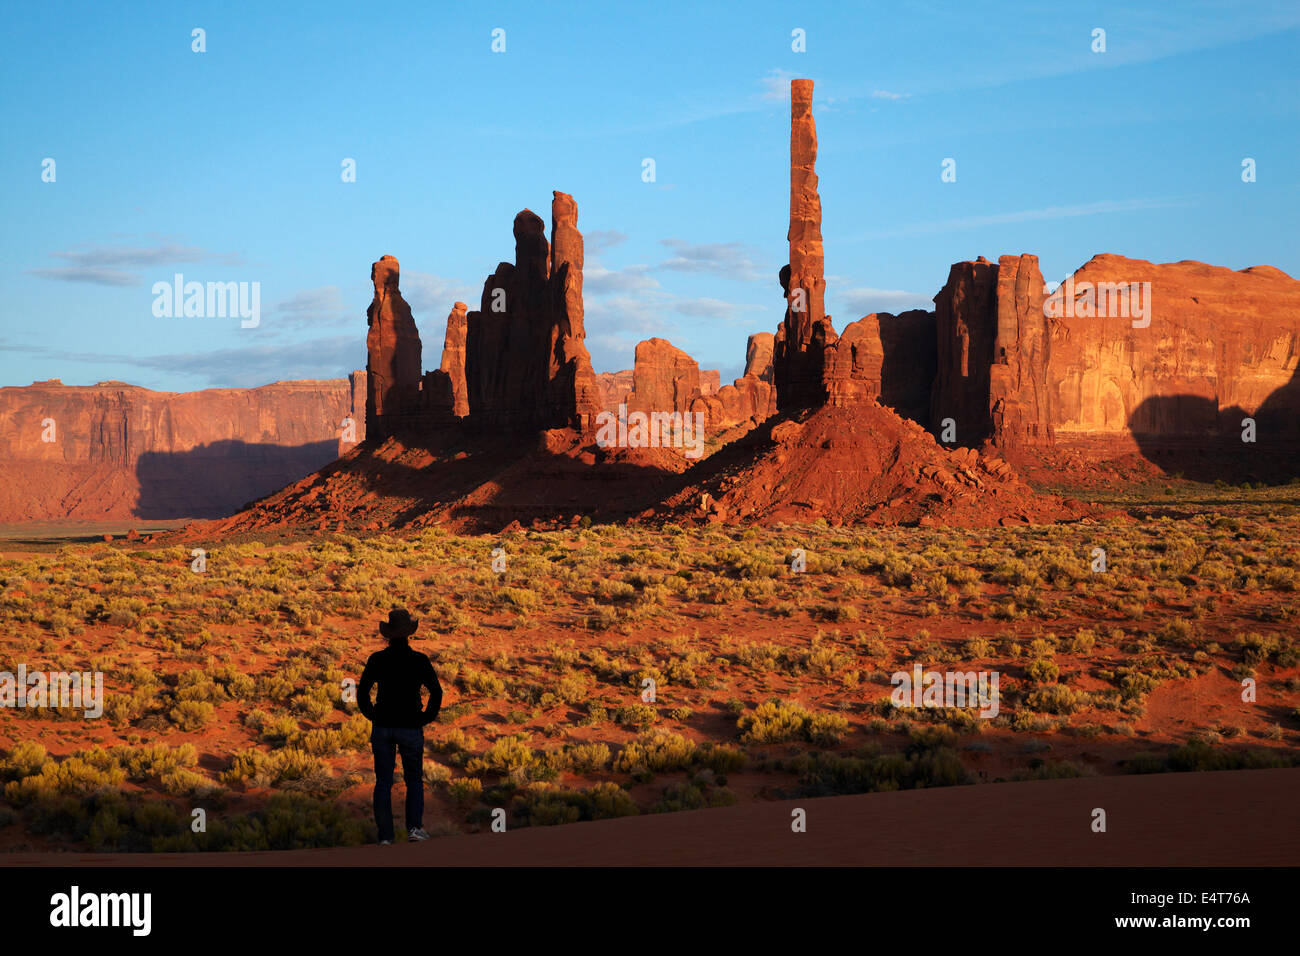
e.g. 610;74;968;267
357;657;376;722
421;657;443;726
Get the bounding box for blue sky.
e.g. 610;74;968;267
2;0;1297;390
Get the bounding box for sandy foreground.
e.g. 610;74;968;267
5;769;1296;867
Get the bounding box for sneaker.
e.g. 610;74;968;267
379;839;393;846
408;827;431;842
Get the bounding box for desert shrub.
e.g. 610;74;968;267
466;735;535;776
738;700;811;744
511;781;639;826
816;604;859;624
1068;629;1097;654
738;700;849;746
614;731;697;774
801;645;849;677
211;668;255;700
113;743;198;780
497;587;539;610
1010;711;1060;733
1236;632;1281;665
553;671;591;704
806;712;850;746
694;742;746;774
787;745;970;796
0;741;48;781
222;748;327;788
613;703;659;731
256;712;301;744
1024;658;1060;683
260;793;367;850
1011;761;1093;780
159;768;221;797
289;715;370;756
1117;669;1158;700
432;727;471;753
563;742;611;774
1025;685;1084;715
447;777;483;805
582;781;639;819
652;780;737;813
175;671;228;703
595;579;637;603
423;762;453;786
460;670;506;697
732;642;785;669
1130;742;1297;774
169;700;214;731
4;757;126;804
292;687;334;721
256;674;295;702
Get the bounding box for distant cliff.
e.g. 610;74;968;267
0;376;364;521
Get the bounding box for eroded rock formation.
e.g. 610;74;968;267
773;78;831;412
691;332;777;432
465;192;601;432
440;302;469;418
926;253;1300;456
596;369;635;415
365;255;423;441
823;311;932;414
625;338;701;416
1050;256;1300;441
930;254;1051;448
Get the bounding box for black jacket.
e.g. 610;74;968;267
358;641;443;728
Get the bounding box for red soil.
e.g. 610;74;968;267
660;403;1094;528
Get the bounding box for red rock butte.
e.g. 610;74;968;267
158;76;1299;538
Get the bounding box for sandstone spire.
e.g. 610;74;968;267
440;301;469;418
549;191;602;432
464;192;600;432
364;254;422;441
774;78;829;411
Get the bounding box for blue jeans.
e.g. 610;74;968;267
371;726;424;842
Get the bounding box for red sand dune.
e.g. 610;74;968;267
7;769;1295;867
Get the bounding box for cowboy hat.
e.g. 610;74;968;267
379;607;419;640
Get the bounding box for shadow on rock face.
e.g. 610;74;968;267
1128;363;1300;484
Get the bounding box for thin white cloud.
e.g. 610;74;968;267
26;239;246;286
49;242;241;267
761;68;800;102
834;287;935;317
586;229;629;254
269;286;350;331
671;296;765;322
871;89;911;101
658;239;772;282
0;335;362;388
25;267;139;286
402;271;476;316
586;263;660;295
837;196;1195;241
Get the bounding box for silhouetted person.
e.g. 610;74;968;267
358;607;443;845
